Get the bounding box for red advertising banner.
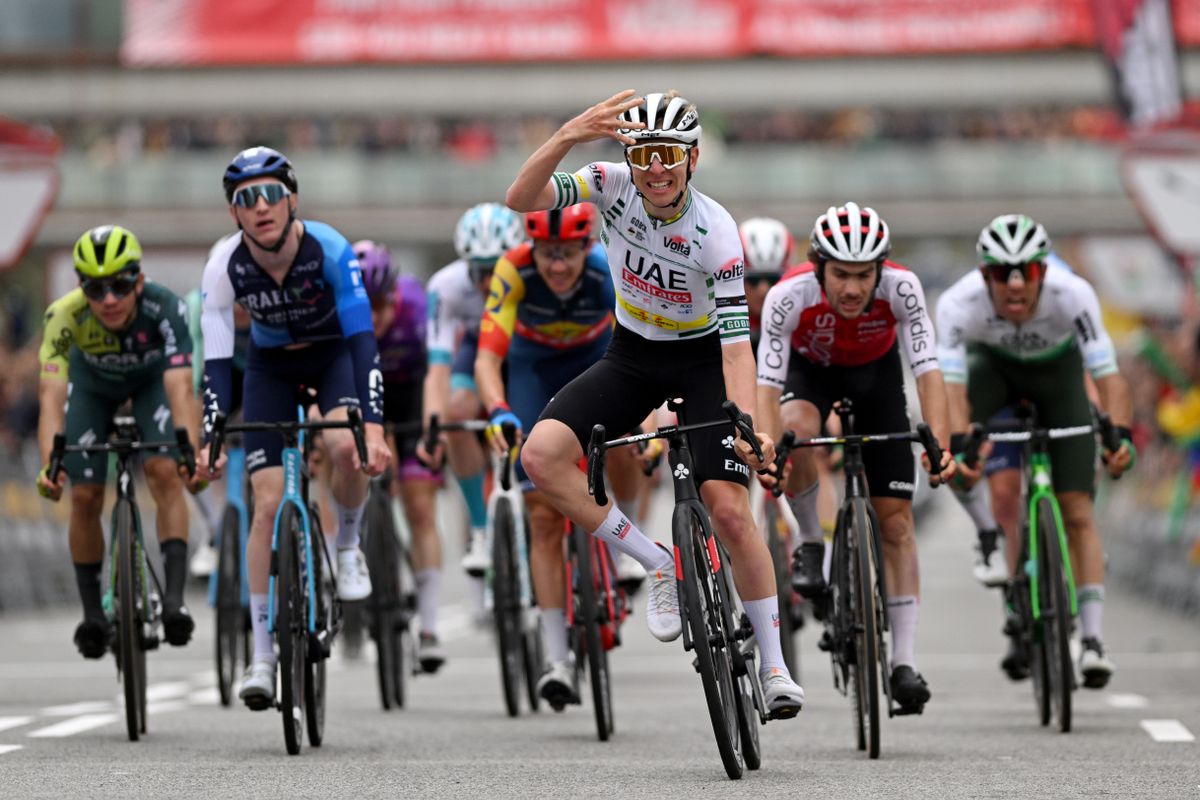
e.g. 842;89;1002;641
121;0;1199;65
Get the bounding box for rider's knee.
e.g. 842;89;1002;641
519;425;560;487
70;483;105;516
527;501;565;547
143;458;183;500
877;509;914;547
447;388;480;422
1058;494;1095;535
708;497;756;549
324;430;359;472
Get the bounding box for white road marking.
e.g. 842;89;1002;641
1140;719;1196;743
1108;693;1149;709
27;713;119;738
41;701;112;716
0;745;23;756
188;687;221;705
0;717;34;732
146;700;188;716
145;682;192;702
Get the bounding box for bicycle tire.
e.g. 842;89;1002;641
1037;497;1073;733
1022;525;1052;727
828;510;866;751
676;503;743;780
849;498;881;759
305;529;328;747
522;617;543;713
573;525;614;741
492;497;523;717
363;488;402;711
277;504;306;755
765;501;798;679
115;498;144;742
215;505;242;708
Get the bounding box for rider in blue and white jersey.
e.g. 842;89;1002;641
194;147;391;710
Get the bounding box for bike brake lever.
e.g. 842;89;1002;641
174;428;196;477
721;400;764;464
347;407;368;471
48;433;66;484
1096;412;1123;481
587;424;609;507
962;422;985;470
208;412;227;469
916;423;943;479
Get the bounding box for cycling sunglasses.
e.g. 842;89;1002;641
532;242;587;262
231;182;291;208
81;271;139;301
982;260;1044;283
625;142;692;171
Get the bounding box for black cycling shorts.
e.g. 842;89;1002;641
539;324;750;488
780;342;916;501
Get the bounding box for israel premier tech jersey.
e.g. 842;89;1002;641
200;221;383;428
549;161;749;345
478;241;614;363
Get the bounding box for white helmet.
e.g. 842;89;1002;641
454;202;525;262
739;218;794;276
811;202;891;263
977;214;1051;266
618;92;702;145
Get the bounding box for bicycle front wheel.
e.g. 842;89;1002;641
1036;497;1073;733
114;498;145;742
215;505;242;707
305;528;329;747
363;488;403;711
573;525;614;741
276;505;306;755
492;497;523;717
677;504;743;780
848;499;881;759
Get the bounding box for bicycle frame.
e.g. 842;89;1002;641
267;405;320;637
1023;449;1078;621
483;436;534;623
102;449;156;635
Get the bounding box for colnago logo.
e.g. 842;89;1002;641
895;279;931;353
663;235;691;257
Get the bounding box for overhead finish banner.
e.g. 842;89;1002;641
123;0;1117;65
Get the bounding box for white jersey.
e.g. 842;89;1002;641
551;161;749;344
756;262;940;389
425;259;484;366
935;264;1119;384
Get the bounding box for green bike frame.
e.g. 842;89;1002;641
1024;452;1078;621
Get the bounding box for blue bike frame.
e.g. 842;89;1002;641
267;405;320;636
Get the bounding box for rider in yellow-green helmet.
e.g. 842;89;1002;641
72;225;143;279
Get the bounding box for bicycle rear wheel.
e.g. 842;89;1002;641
114;499;145;742
215;505;242;707
765;501;798;679
1037;498;1073;733
492;498;523;717
573;525;614;741
305;526;329;747
677;504;743;780
276;505;306;755
848;499;881;759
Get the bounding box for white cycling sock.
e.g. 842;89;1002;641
1077;584;1105;641
952;480;998;532
888;595;919;670
591;505;672;572
250;593;275;664
786;482;824;548
541;608;570;663
743;597;789;675
415;568;441;635
332;497;365;550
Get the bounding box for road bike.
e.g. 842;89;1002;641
426;414;542;716
961;406;1119;733
588;399;769;780
48;416;194;742
788;399;942;759
209;438;252;707
208;404;366;755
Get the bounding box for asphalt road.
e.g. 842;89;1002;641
0;486;1197;799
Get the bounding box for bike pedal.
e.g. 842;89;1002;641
892;704;924;717
817;630;833;653
143;634;160;651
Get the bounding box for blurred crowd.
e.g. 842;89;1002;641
30;103;1123;167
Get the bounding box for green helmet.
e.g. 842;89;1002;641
73;225;143;279
976;214;1051;266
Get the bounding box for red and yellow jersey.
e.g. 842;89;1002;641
479;242;615;362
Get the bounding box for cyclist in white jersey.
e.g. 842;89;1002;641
936;214;1134;689
506;90;804;718
418;204;524;601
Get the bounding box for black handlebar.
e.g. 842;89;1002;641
587;424;609;507
916;422;943;477
48;433;66;484
347;407;367;468
49;426;195;482
424;413;441;465
1096;412;1123;481
961;422;985;470
206;409;369;473
768;430;797;498
722;400;764;465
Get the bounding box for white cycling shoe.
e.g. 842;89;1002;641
189;543;218;579
972;528;1008;588
461;531;490;578
238;659;276;711
760;666;804;719
536;659;580;711
645;549;682;642
336;548;372;601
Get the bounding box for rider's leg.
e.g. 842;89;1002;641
1058;490;1106;641
321;407;374;601
780;398;824;550
144;456;189;605
401;475;442;636
873;496;921;669
247;467;284;665
603;445;649;584
989;469;1023;574
68;483;107;622
527;495;569;665
446;384;489;548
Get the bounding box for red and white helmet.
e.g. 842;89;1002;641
738;217;793;277
810;202;891;264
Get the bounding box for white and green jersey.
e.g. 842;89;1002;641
935;262;1119;384
550;161;749;344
